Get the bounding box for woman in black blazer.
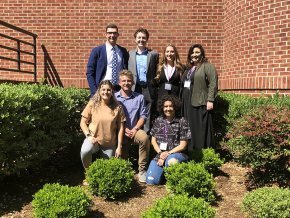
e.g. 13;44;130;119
152;44;185;111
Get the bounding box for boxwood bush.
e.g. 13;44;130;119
224;105;290;185
165;162;216;202
191;148;224;174
242;187;290;218
86;158;134;199
32;183;91;218
0;83;88;179
142;195;215;218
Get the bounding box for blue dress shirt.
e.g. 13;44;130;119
115;91;148;129
136;50;148;85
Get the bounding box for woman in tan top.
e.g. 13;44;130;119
80;80;126;168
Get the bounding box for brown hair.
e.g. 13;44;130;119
133;28;149;39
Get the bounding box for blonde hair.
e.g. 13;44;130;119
91;80;119;111
118;69;134;83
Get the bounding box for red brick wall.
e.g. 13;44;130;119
221;0;290;95
1;0;289;95
0;0;223;88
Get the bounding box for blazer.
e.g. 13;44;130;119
86;44;129;96
191;62;218;107
128;49;159;99
153;66;184;99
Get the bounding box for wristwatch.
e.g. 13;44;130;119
86;133;91;137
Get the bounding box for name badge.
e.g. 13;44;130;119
165;83;172;90
184;80;191;88
160;142;168;151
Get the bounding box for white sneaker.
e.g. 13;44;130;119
138;171;147;183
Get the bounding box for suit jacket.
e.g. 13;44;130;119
128;49;159;99
191;62;218;107
86;44;129;96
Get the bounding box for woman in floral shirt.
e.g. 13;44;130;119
146;95;191;185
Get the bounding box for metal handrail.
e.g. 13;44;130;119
0;20;38;82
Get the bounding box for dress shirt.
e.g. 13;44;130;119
104;42;122;81
136;50;148;85
115;91;148;129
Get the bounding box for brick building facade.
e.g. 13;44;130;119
0;0;289;95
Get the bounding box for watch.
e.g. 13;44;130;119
86;133;91;137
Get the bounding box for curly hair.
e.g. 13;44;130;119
157;95;182;117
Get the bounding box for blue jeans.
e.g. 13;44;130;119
146;153;188;185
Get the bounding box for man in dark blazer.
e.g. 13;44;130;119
86;24;129;96
128;28;159;133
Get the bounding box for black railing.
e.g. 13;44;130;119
0;20;38;82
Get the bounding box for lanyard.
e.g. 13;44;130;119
187;66;196;80
163;118;173;141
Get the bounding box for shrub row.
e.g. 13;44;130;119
32;150;221;216
0;83;89;178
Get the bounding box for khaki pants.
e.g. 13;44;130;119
122;129;150;172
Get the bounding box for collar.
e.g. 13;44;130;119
106;42;117;50
160;116;178;124
116;90;137;99
136;48;148;55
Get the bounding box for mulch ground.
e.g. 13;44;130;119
0;162;249;218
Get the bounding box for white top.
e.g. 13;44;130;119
103;42;122;81
164;64;175;81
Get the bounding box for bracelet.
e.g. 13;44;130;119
86;133;91;137
133;126;140;131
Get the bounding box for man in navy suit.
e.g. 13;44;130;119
86;24;129;96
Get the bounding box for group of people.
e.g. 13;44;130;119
80;24;218;185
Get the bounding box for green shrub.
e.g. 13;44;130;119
32;183;91;218
0;83;88;178
86;158;134;199
242;187;290;218
214;92;290;145
165;162;216;202
142;195;215;218
224;105;290;184
192;148;224;174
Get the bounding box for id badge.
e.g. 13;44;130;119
165;83;172;90
184;80;191;88
160;142;168;151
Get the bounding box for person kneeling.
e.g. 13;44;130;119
80;80;125;169
146;95;191;185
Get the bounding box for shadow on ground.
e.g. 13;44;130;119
0;162;84;216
